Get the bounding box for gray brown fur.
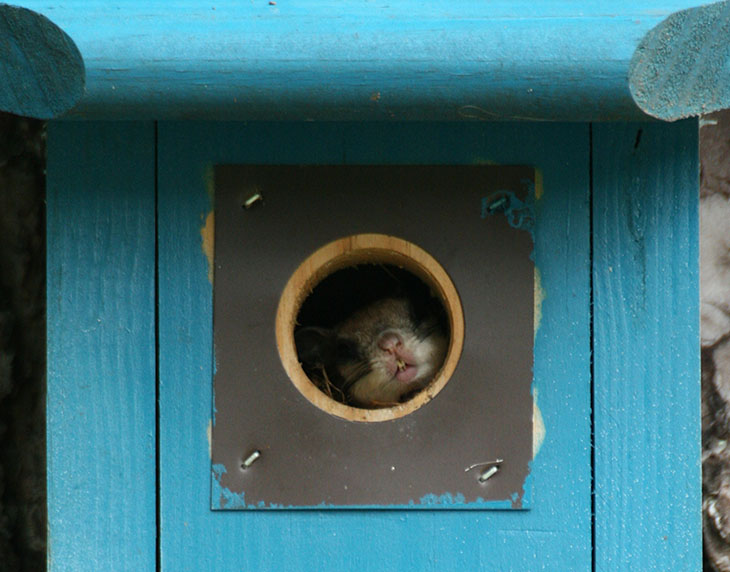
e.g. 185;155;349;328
296;297;448;408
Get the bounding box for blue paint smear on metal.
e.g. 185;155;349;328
212;465;247;509
212;462;521;510
481;179;536;263
417;492;513;510
418;492;465;506
481;185;535;233
630;0;730;120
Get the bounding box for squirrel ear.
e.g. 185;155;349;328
294;327;335;365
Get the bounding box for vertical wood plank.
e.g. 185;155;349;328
46;122;157;571
593;121;701;570
158;121;592;570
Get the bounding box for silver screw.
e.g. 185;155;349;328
242;450;261;469
478;465;500;483
243;193;263;209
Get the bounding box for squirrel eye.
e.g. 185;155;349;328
335;339;359;360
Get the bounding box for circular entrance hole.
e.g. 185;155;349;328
276;234;464;422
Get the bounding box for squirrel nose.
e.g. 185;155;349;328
378;331;402;352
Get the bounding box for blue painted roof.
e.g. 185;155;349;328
3;1;728;120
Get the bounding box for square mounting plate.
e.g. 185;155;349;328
212;165;535;509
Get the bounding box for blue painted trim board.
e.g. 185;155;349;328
46;122;157;570
157;122;592;569
12;1;710;121
592;121;701;570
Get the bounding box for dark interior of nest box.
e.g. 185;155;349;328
296;263;448;334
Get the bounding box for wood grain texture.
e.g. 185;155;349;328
157;122;591;570
0;4;84;118
630;0;730;121
13;1;706;121
46;122;156;571
592;121;701;570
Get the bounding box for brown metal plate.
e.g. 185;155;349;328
212;165;534;509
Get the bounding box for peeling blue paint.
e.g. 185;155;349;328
212;461;529;510
418;492;467;506
212;464;226;479
521;464;535;509
212;465;248;509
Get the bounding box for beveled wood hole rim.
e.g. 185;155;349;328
275;233;464;423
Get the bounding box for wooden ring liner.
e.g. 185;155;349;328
276;233;464;422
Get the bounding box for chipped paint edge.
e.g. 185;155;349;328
211;462;523;510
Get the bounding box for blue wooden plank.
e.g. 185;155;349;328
13;1;706;121
630;0;730;120
157;121;592;570
592;121;701;570
46;122;156;571
0;4;84;118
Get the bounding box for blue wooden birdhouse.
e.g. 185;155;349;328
4;1;726;569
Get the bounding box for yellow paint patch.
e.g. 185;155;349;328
533;388;546;457
201;211;215;284
531;172;545;458
204;164;215;201
534;267;545;337
534;168;544;201
472;157;500;166
207;419;212;459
